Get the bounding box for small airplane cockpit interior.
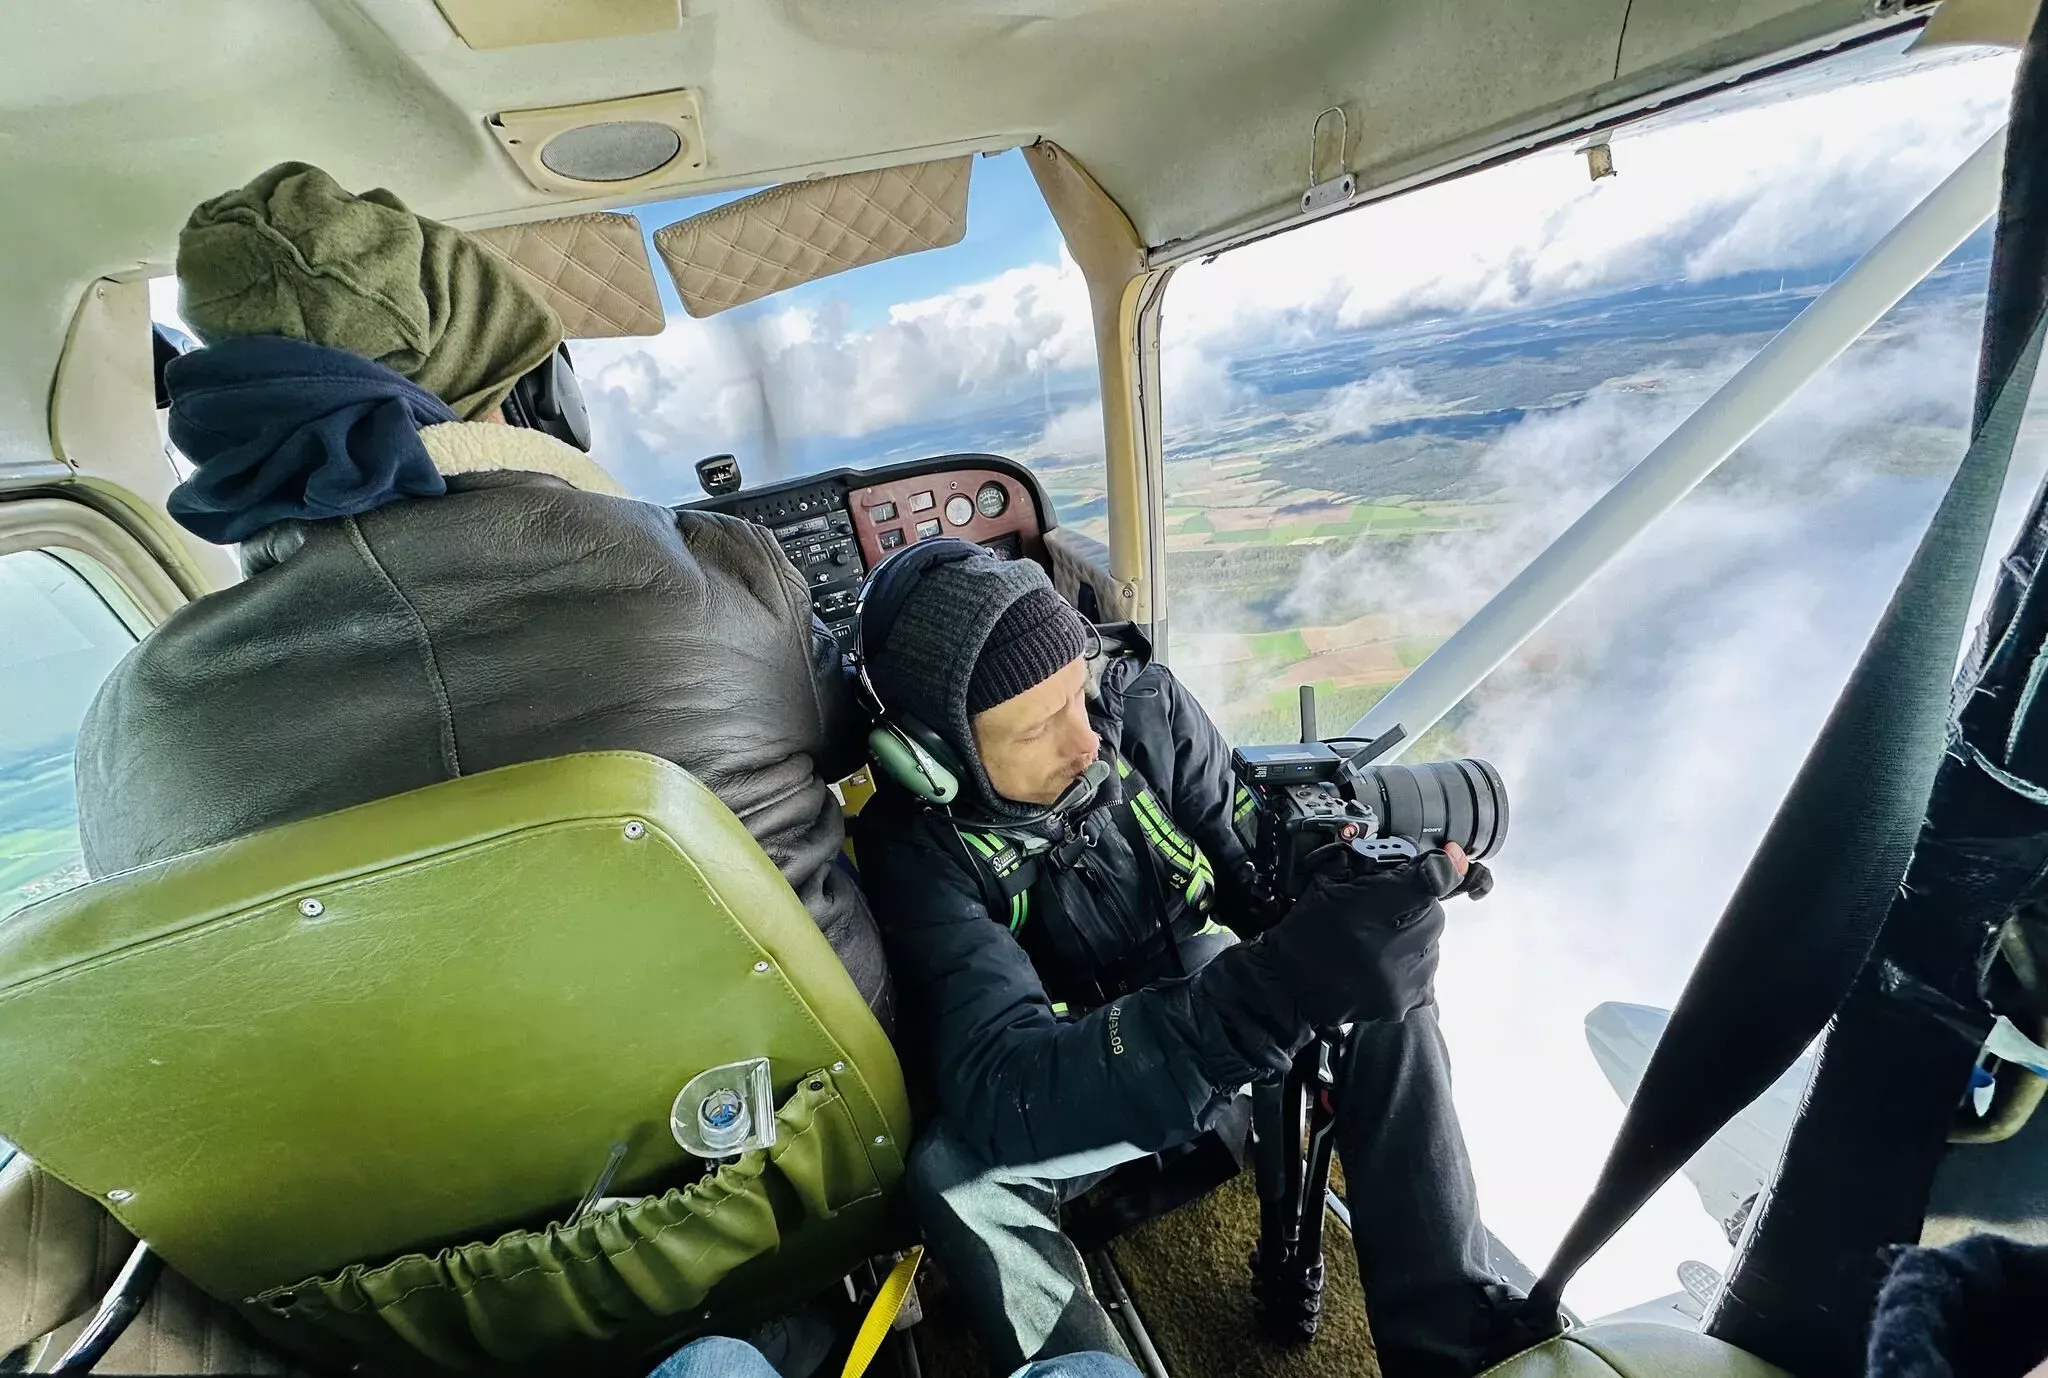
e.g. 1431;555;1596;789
7;3;2048;1378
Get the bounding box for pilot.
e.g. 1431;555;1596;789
850;539;1548;1376
74;162;891;1026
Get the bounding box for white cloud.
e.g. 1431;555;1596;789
1159;339;1244;434
1324;366;1434;434
576;252;1096;493
148;276;190;335
1036;402;1104;459
1164;52;2016;421
572;50;2014;500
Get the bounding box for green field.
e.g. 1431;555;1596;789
1244;628;1311;663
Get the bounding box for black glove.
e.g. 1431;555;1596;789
1416;849;1494;901
1255;850;1450;1028
1186;847;1479;1083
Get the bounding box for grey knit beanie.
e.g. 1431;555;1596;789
968;586;1088;714
866;549;1089;818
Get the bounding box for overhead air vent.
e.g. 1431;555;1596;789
489;90;706;196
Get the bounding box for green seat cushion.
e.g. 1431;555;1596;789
0;751;909;1308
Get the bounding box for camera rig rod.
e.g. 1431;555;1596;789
1344;127;2006;758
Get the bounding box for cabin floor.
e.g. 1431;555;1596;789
910;1169;1379;1378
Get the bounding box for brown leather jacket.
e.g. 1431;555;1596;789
74;460;891;1025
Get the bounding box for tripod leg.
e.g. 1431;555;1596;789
1251;1040;1329;1344
1298;1033;1342;1269
1298;1090;1338;1273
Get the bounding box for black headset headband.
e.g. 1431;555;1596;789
503;343;592;452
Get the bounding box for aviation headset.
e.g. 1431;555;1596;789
503;342;594;452
854;538;982;806
854;537;1110;823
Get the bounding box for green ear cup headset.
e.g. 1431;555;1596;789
854;539;984;806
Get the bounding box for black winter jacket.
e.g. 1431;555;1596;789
76;453;891;1025
853;629;1310;1166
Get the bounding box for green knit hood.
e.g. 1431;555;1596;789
175;162;561;420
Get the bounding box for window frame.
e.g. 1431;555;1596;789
0;495;185;634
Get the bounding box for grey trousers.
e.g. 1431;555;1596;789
906;1129;1140;1373
905;1006;1498;1377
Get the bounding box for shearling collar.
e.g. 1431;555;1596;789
417;422;626;496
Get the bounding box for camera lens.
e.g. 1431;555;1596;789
1354;758;1508;859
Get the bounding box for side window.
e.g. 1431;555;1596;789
1;550;138;918
575;149;1109;541
1158;52;2016;1316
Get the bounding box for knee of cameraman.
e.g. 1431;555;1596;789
850;540;1540;1375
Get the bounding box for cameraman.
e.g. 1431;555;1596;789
852;540;1538;1377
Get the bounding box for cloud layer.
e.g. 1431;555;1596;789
578;253;1098;497
1164;52;2014;369
1170;288;2048;1315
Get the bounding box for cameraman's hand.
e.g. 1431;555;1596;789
1423;841;1494;901
1259;848;1455;1028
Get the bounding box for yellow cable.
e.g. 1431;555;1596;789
840;1247;924;1378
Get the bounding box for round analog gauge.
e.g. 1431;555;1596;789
976;481;1009;519
944;494;975;527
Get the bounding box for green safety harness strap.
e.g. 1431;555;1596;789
957;829;1034;932
1114;757;1216;909
1231;784;1260;855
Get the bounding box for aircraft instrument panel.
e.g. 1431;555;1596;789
679;453;1055;653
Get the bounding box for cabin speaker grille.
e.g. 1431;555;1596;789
539;122;684;183
490;90;706;196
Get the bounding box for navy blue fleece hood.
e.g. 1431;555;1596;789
165;334;457;544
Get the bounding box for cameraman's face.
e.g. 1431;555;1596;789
973;657;1100;806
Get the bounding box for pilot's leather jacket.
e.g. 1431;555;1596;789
75;452;892;1026
852;629;1303;1166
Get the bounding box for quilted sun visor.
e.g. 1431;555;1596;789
655;156;972;318
472;213;665;339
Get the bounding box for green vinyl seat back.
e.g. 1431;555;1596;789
0;751;911;1373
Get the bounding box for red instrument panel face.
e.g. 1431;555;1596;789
848;467;1045;569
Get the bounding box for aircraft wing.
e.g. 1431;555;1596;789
1584;1001;1813;1244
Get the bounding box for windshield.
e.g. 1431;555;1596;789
575;149;1108;536
1159;46;2034;1318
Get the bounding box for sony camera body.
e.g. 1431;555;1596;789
1230;739;1509;903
